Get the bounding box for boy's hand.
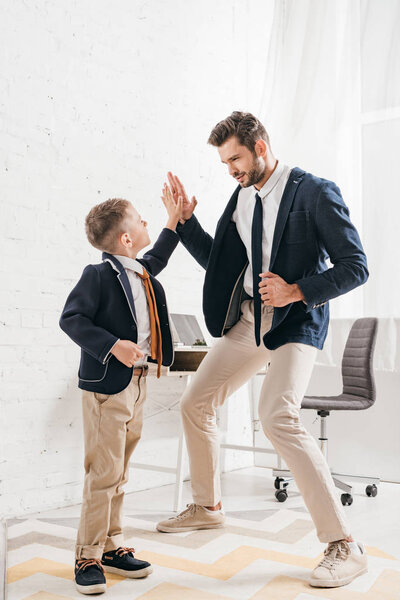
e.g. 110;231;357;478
167;171;198;223
110;339;144;367
161;184;183;231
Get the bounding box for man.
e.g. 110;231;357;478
157;111;369;588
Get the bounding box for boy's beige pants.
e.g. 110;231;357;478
76;372;147;560
181;299;350;543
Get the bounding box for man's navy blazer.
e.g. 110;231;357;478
59;228;179;394
176;167;368;351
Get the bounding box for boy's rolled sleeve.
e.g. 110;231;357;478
101;338;120;364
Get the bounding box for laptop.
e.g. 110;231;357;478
169;314;209;372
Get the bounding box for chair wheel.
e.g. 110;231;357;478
366;484;378;497
341;493;353;506
274;477;283;490
275;489;288;502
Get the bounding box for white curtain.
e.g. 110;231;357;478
360;0;400;319
259;0;400;319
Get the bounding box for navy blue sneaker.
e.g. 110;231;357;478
101;546;153;578
74;558;106;594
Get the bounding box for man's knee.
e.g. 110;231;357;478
259;396;302;439
180;384;219;430
180;387;202;420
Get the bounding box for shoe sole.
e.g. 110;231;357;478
156;523;224;533
309;567;368;588
103;565;153;578
75;582;107;594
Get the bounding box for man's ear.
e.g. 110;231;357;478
254;139;268;158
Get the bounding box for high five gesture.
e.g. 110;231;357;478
166;171;198;224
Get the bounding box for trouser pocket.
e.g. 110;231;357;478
94;392;111;405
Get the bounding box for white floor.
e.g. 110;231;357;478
7;466;400;599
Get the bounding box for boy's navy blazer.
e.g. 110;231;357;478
59;228;179;394
176;167;369;351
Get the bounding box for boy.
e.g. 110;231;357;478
59;191;182;594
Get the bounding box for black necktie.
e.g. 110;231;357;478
251;193;263;346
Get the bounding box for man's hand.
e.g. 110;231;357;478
111;340;144;367
167;171;197;223
258;272;305;307
161;184;183;231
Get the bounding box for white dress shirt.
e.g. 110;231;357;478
112;254;151;365
231;161;292;297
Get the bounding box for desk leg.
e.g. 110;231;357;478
173;374;191;512
0;519;6;600
174;430;185;512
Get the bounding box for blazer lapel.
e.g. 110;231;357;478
269;167;305;271
213;184;242;247
102;253;137;324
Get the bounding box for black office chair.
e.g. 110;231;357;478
273;317;379;506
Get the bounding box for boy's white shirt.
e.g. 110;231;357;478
112;254;151;366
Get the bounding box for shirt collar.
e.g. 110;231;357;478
255;160;286;199
112;254;144;275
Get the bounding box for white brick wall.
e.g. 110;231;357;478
0;0;273;517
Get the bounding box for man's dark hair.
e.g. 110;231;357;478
208;111;270;153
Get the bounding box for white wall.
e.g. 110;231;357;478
0;0;274;517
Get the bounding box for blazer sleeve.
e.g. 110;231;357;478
295;181;369;312
176;214;214;270
59;265;119;364
139;227;180;276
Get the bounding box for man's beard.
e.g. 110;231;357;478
238;157;266;188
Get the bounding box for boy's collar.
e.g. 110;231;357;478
102;252;144;276
102;252;124;273
111;254;144;275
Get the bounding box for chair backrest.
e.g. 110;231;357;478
341;318;378;404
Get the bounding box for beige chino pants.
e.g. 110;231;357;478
181;299;350;543
76;372;147;560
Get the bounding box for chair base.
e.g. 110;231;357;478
270;406;381;504
272;468;380;504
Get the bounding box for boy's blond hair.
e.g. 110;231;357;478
85;198;130;253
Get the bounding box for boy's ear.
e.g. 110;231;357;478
120;232;133;248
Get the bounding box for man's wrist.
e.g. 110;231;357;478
291;283;305;302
